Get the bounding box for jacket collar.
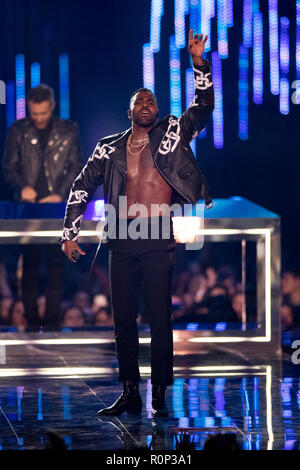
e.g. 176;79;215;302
25;115;58;131
108;128;131;175
110;127;131;148
23;116;60;145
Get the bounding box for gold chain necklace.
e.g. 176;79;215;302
130;137;149;143
129;134;149;145
127;134;149;155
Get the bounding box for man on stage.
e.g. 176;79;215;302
61;30;214;417
3;84;82;329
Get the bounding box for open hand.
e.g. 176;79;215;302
188;29;208;64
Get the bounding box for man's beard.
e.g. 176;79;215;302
132;113;158;128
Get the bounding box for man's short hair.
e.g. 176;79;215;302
27;84;55;104
283;267;300;279
129;88;157;108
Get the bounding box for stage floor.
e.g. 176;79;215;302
0;334;299;451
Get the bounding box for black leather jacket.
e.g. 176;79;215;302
3;116;82;201
62;60;214;242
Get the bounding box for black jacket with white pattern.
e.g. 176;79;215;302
62;60;214;243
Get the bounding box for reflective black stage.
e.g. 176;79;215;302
0;333;299;450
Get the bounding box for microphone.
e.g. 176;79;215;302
71;250;81;261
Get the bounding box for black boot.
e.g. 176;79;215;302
152;385;169;417
97;380;142;417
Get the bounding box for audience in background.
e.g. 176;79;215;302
0;295;14;326
72;291;92;314
281;267;300;328
0;261;13;298
91;294;109;313
217;265;237;297
280;303;294;331
201;285;239;323
0;254;299;333
10;299;27;332
61;305;85;328
94;307;113;327
37;295;46;320
205;266;218;289
231;292;245;323
203;433;240;450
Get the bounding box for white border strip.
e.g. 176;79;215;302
0;228;273;345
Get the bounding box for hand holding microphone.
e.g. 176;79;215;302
61;240;86;263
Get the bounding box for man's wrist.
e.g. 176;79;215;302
58;236;72;244
54;191;65;201
192;56;204;66
52;194;63;201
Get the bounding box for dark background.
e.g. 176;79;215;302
0;0;299;268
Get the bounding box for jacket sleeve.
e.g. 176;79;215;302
61;141;106;242
56;123;83;201
179;59;214;143
2;124;25;194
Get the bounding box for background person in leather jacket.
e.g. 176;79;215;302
62;30;214;417
3;84;82;329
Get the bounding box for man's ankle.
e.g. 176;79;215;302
123;380;140;393
152;385;167;395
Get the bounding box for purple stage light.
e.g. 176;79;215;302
243;0;252;48
253;11;263;104
170;35;182;116
59;54;70;119
239;45;249;140
269;0;279;95
15;54;26;120
150;0;164;53
143;43;155;93
217;0;229;59
31;63;40;88
212;51;224;148
279;17;289;115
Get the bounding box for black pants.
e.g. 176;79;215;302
108;217;176;386
22;244;64;327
